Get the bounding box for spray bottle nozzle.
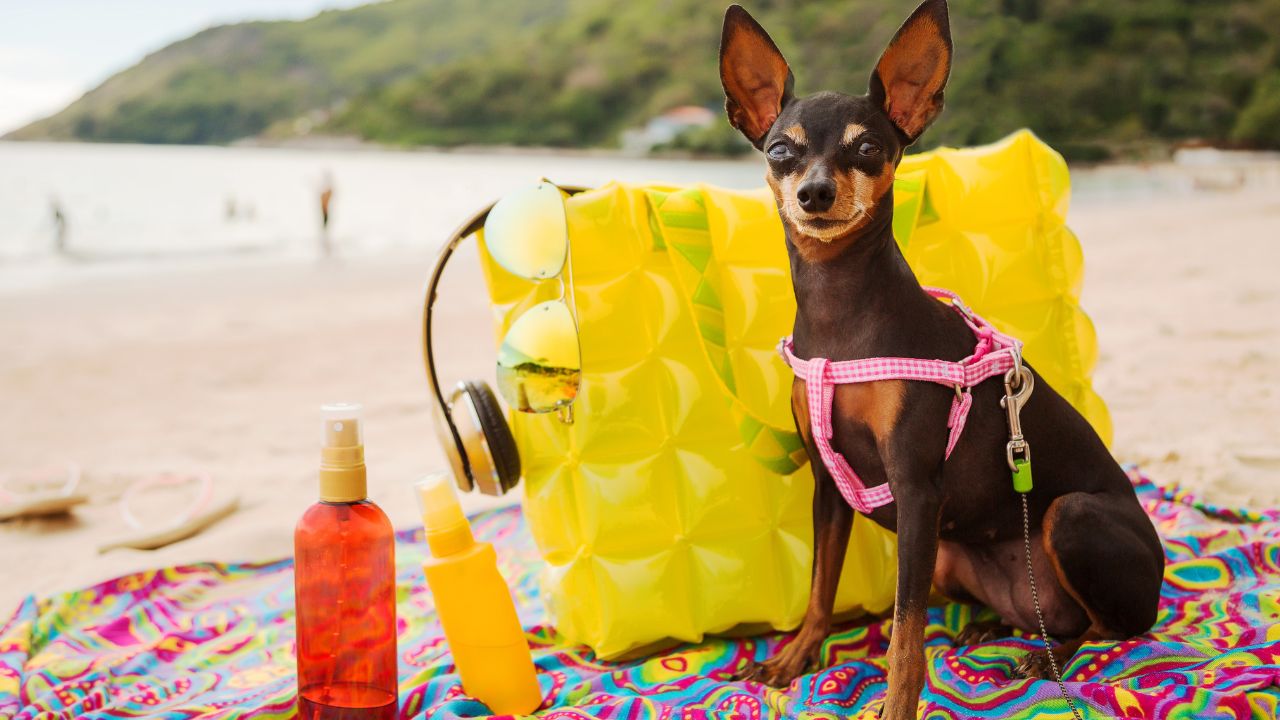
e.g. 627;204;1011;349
416;472;473;557
321;402;363;452
318;402;367;502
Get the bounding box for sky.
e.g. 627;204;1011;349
0;0;373;134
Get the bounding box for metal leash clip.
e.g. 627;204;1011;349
1001;364;1035;492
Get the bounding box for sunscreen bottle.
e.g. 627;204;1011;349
415;473;541;715
295;403;398;720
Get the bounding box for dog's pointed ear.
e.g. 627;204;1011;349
869;0;952;144
720;4;794;149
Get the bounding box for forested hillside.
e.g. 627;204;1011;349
12;0;1280;159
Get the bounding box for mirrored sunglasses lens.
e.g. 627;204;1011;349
496;300;581;413
484;183;568;280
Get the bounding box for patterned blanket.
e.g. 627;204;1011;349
3;470;1278;719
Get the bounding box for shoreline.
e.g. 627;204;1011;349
3;142;1278;296
8;135;1280;167
4;157;1278;299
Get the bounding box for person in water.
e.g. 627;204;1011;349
319;172;334;257
51;197;68;255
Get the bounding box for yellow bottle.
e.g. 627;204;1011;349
414;473;542;715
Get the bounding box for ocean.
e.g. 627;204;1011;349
3;140;1277;292
0;141;763;287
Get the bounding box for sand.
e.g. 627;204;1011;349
2;181;1279;619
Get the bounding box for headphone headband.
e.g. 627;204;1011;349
422;203;495;486
422;184;586;493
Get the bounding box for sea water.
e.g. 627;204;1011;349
0;141;760;271
3;140;1277;293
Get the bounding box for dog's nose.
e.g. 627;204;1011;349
796;179;836;213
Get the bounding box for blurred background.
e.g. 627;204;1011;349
6;0;1280;262
2;0;1278;613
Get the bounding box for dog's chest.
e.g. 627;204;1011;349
790;377;907;449
792;370;1020;535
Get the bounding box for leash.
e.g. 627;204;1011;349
1003;364;1086;720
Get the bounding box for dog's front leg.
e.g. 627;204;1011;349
882;478;941;720
748;460;853;687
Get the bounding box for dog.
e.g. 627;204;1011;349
718;2;1165;717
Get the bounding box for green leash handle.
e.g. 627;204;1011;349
1013;457;1034;493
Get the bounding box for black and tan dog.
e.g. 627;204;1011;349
719;1;1164;717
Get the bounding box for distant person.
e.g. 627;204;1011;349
225;196;238;221
319;172;335;257
50;198;68;255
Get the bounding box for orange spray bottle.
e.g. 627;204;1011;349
415;473;541;715
294;403;398;720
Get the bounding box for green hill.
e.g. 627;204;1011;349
8;0;569;145
11;0;1280;158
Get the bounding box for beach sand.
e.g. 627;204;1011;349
3;183;1279;618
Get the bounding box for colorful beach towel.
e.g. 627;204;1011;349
3;470;1278;719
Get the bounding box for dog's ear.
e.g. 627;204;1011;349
869;0;952;144
720;4;794;149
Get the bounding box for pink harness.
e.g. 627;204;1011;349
778;287;1022;513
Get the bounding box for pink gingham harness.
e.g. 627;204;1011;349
778;287;1023;513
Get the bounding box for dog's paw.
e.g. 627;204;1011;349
736;642;819;687
956;620;1011;646
1014;649;1056;680
736;658;804;688
728;658;774;684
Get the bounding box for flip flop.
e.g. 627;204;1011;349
97;471;240;553
0;462;88;520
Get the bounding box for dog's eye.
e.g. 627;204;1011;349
767;143;791;160
858;142;881;157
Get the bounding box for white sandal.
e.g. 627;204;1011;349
97;471;240;553
0;461;88;520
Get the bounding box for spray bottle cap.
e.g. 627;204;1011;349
319;402;367;502
415;472;474;557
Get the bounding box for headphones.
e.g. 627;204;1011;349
422;186;584;496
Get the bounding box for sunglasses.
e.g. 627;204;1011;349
482;182;582;423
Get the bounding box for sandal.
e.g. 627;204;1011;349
97;471;240;553
0;461;88;520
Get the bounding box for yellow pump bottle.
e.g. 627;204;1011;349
414;473;542;715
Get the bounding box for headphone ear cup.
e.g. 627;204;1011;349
459;381;522;495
